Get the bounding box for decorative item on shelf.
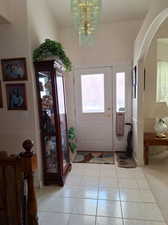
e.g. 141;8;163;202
1;58;28;81
68;127;77;153
150;103;168;138
71;0;101;45
33;39;72;72
154;118;168;138
41;95;53;109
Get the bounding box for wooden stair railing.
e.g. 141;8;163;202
0;139;39;225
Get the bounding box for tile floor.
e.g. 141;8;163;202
37;163;167;225
143;151;168;224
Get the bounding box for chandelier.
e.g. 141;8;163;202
71;0;101;45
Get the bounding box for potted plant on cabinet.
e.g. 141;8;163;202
33;39;72;72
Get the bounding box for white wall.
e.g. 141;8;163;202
0;0;60;186
134;0;168;63
60;21;142;128
157;41;168;61
0;0;11;22
27;0;60;51
0;0;30;155
61;21;142;67
144;19;168;132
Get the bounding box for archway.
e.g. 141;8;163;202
133;8;168;165
137;8;168;63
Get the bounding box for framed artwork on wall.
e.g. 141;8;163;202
6;83;27;110
132;66;137;99
1;58;28;81
0;81;3;108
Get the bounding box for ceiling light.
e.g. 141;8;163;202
71;0;101;45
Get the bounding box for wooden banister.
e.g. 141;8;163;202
0;139;39;225
20;139;38;225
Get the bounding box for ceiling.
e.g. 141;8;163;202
47;0;151;27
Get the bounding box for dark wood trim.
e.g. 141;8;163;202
0;81;3;108
144;132;168;165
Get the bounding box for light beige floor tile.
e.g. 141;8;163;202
140;190;155;203
65;175;82;186
76;187;98;199
120;189;142;202
72;198;97;215
99;177;118;188
97;200;122;218
96;217;123;225
39;197;75;213
121;202;164;221
38;163;167;225
118;179;139;189
98;188;120;200
81;176;99;186
136;179;150;190
68;215;96;225
60;186;98;199
120;189;155;203
39;212;70;225
124;219;167;225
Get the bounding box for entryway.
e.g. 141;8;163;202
74;64;132;152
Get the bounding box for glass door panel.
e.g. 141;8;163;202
56;73;69;168
38;71;58;173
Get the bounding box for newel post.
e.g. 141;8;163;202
20;139;38;225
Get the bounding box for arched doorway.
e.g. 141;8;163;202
133;8;168;165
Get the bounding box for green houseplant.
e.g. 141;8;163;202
68;127;77;153
33;39;72;72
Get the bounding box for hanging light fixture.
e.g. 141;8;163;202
71;0;101;45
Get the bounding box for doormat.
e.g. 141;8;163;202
73;152;115;164
116;152;137;168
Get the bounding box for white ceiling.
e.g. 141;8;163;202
47;0;151;27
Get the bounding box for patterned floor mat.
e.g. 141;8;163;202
73;152;115;164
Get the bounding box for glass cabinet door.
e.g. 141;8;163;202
38;71;58;174
56;72;70;169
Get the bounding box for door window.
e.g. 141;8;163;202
116;72;125;112
81;74;105;113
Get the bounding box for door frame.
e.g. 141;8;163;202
73;63;132;152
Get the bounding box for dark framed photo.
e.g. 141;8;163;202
132;66;137;99
1;58;28;81
0;81;3;108
6;83;27;110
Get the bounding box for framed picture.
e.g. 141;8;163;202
132;66;137;99
6;83;27;110
0;81;3;108
1;58;28;81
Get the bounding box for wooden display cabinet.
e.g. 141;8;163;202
34;60;71;186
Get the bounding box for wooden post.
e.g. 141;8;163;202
20;140;38;225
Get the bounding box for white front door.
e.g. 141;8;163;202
75;67;113;151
